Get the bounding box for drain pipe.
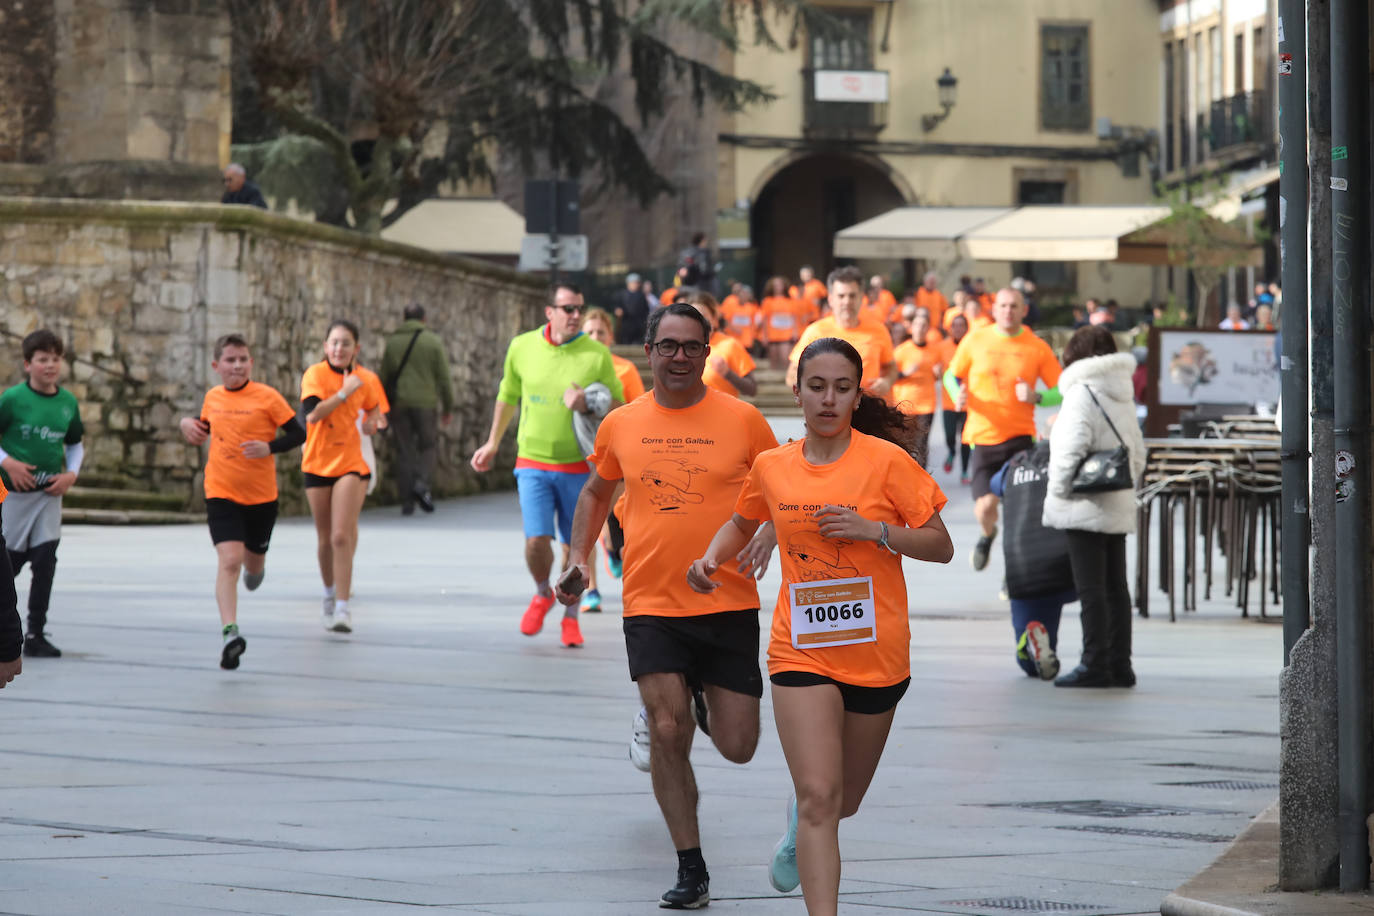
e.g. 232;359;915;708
1277;0;1309;664
1330;0;1371;892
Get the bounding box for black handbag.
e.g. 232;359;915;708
1070;387;1134;493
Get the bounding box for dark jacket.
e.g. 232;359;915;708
222;182;268;209
994;442;1075;599
380;320;455;412
616;289;650;344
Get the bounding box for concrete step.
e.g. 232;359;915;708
63;486;186;512
63;507;205;526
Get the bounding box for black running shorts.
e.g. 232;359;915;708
969;435;1034;500
206;498;279;555
770;670;910;715
623;609;763;698
303;471;371;489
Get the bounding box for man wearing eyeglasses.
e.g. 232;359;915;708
470;284;624;648
554;302;777;910
220;163;267;209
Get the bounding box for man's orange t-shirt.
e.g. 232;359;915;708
789;315;895;392
200;381;297;504
659;287;680;307
760;296;809;343
612;354;646;402
789;278;828;312
891;340;942;416
703;333;756;398
860;289;898;326
589;389;778;617
300;362;383;477
947;326;1061;446
720;298;761;349
914;287;950;330
735;432;947;687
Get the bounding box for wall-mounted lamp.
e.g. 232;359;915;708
921;68;958;132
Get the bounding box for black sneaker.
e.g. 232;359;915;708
690;684;710;737
401;502;416;516
413;487;435;513
970;526;997;571
220;630;247;670
660;867;709;909
23;632;61;658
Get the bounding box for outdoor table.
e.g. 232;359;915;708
1136;436;1281;621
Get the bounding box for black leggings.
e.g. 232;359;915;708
11;540;58;629
942;410;971;473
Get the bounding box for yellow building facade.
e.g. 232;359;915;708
716;0;1164;307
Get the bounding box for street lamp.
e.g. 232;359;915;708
921;68;958;132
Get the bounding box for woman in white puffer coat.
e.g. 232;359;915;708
1043;326;1146;688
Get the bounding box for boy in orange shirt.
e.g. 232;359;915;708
180;334;305;669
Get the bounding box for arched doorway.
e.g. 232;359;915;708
749;152;910;290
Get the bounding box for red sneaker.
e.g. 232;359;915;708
561;616;584;648
520;594;555;636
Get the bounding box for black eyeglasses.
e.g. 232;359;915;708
652;338;706;358
554;305;584;315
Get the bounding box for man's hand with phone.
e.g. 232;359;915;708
554;564;589;605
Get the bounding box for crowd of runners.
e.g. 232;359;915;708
0;265;1147;913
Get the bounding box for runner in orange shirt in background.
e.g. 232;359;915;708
179;333;304;669
720;285;762;353
578;308;646;613
689;336;952;912
945;288;1062;572
913;271;950;330
688;291;758;399
789;266;829;318
759;276;809;370
938;314;972;481
556;303;779;910
890;307;942;465
860;275;898;326
786;266;896;401
300;319;384;635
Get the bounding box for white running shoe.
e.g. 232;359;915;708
768;794;800;893
321;596;336;631
330;608;353;634
1025;620;1059;680
629;706;651;772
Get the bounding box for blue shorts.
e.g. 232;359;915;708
514;467;589;543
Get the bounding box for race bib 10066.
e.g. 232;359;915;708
788;576;876;650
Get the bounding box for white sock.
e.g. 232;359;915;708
323;585;336;599
333;599;349;615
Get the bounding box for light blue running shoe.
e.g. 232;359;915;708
768;794;800;892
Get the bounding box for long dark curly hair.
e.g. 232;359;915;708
795;337;927;463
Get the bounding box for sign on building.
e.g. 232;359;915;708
813;70;889;103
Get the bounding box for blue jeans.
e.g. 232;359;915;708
1011;588;1075;677
514;467;589;543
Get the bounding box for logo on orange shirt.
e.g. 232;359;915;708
786;530;860;581
641;458;708;508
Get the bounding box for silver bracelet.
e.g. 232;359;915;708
877;520;898;555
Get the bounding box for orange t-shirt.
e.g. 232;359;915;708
300;362;383;476
790;315;895;392
612;354;646;402
200;381;298;504
720;298;761;349
703;333;756;398
760;296;810;343
789;278;829;312
860;289;897;325
589;389;778;617
914;287;949;330
659;287;680;307
947;326;1061;446
891;340;942;416
939;337;963;411
735;432;947;686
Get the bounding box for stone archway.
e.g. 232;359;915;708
749;151;911;290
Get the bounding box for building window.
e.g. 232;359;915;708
1041;24;1091;131
811;11;872;70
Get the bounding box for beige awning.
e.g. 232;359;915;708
958;205;1173;261
1204;165;1279;221
381;197;524;256
834;207;1013;260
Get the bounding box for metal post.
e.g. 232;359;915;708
548;177;561;288
1330;0;1371;892
1277;0;1309;664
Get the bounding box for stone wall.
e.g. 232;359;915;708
0;198;547;512
0;0;55;164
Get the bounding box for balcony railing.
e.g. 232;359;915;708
802;69;888;138
1209;91;1269;153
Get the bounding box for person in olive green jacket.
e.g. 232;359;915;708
380;304;455;515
